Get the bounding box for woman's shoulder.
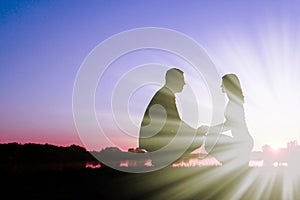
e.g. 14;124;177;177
225;101;245;120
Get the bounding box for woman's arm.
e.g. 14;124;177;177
199;120;231;135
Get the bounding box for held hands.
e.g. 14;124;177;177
197;125;209;137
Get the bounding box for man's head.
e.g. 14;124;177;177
165;68;185;93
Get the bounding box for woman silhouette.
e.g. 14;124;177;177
202;74;254;168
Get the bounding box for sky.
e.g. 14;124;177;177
1;0;300;151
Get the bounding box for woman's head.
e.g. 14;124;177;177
222;74;244;103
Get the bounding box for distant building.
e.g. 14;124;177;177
251;140;300;167
286;140;300;167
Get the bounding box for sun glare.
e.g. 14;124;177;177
270;143;282;151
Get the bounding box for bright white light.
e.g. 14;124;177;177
206;18;300;151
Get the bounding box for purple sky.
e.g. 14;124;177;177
1;1;300;151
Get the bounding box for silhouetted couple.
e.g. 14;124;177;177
139;68;254;168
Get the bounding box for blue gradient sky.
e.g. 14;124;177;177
1;0;300;151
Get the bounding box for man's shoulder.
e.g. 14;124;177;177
155;86;174;97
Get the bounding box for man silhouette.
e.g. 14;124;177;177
139;68;205;165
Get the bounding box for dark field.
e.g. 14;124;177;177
1;143;299;199
2;166;299;200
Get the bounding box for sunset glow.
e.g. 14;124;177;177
1;1;300;152
3;1;300;199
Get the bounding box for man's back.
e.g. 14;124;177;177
139;86;181;152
